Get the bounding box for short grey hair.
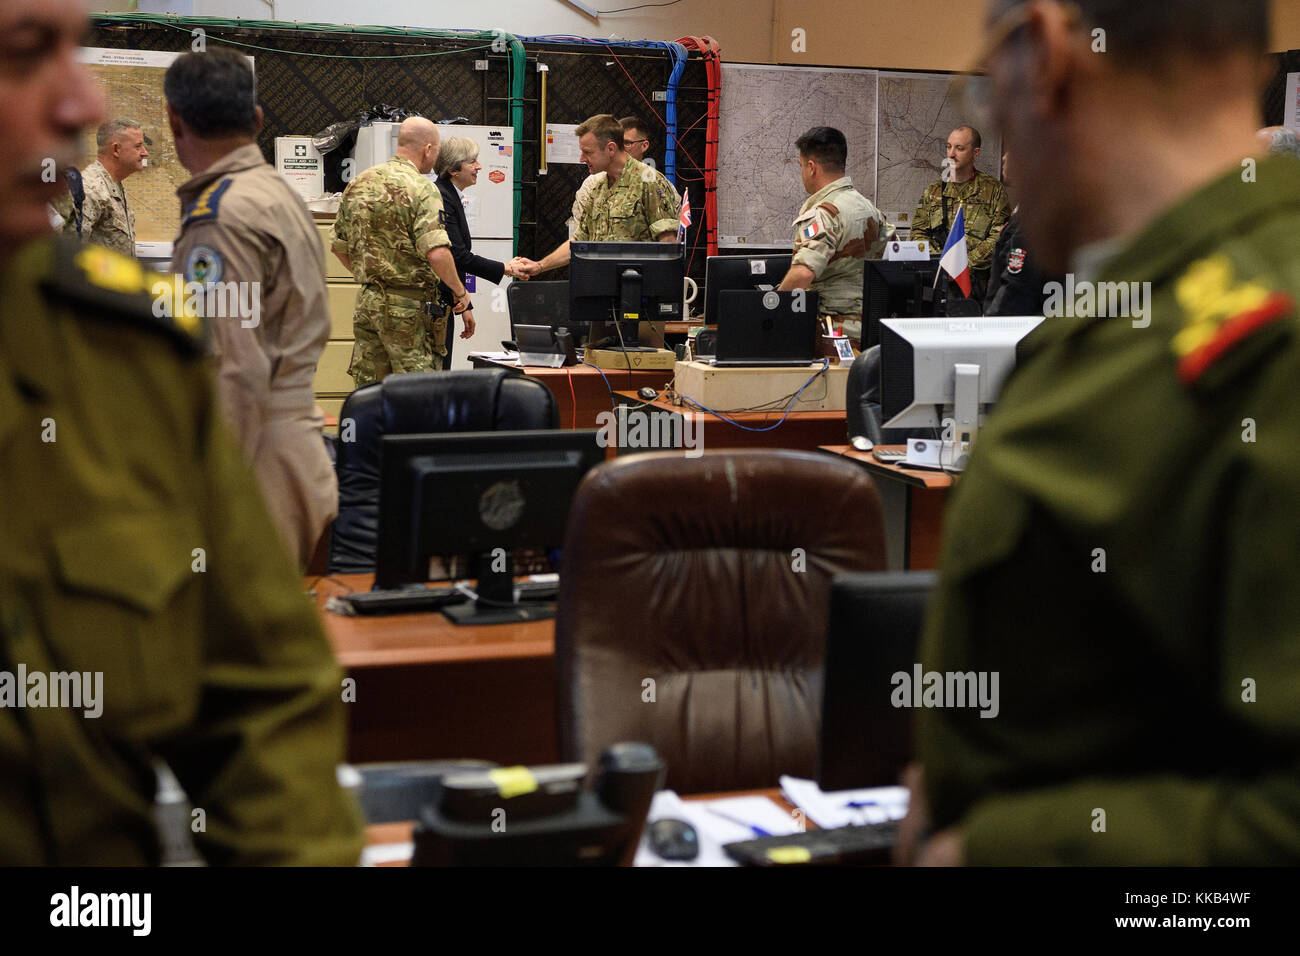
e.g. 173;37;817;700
1266;128;1300;160
97;119;141;151
434;137;479;177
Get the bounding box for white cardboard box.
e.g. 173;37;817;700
275;136;325;201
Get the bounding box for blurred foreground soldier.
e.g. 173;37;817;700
0;0;363;864
777;126;889;345
65;118;148;255
898;0;1300;866
332;117;473;386
910;125;1009;304
165;48;335;569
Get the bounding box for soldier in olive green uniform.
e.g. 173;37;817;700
778;127;889;345
899;0;1300;866
0;0;363;865
910;127;1009;305
332;117;473;387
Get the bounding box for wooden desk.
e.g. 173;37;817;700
820;444;955;570
309;574;557;766
615;391;848;453
469;353;674;429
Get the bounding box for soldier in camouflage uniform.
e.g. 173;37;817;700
331;117;473;387
64;119;148;257
910;126;1010;304
523;114;681;276
778;127;889;346
567;116;680;237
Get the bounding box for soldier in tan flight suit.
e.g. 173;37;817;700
166;49;335;569
778;126;889;346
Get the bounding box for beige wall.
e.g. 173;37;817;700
1275;0;1300;51
770;0;986;71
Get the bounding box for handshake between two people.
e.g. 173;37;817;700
506;256;542;280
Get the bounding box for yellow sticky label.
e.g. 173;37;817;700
622;313;640;320
488;766;539;799
765;846;813;864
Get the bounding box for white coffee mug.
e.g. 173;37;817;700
683;275;698;316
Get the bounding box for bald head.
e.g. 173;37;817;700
396;117;440;174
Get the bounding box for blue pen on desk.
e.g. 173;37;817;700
706;807;771;837
843;799;882;810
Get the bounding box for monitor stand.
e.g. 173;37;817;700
441;552;558;626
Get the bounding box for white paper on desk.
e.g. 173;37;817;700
473;350;520;363
633;790;802;867
779;775;909;830
360;841;414;867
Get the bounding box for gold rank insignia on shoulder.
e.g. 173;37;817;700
183;177;233;225
44;237;207;356
76;245;149;295
1171;253;1294;387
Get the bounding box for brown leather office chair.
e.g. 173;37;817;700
555;449;887;794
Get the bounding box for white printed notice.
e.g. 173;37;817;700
545;124;584;165
1286;73;1300;130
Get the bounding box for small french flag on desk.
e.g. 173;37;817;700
678;192;692;240
938;204;972;297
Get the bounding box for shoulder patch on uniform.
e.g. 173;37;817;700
1008;248;1026;274
1171;254;1294;388
42;239;207;357
800;219;823;241
817;201;840;217
184;244;224;284
183;177;234;226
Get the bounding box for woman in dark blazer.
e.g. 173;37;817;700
433;136;530;367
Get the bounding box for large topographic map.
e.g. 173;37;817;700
876;72;1000;234
76;49;254;248
718;64;877;248
718;64;999;246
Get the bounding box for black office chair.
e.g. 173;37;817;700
327;369;559;573
507;280;570;339
846;346;935;447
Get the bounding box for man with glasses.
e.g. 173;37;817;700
899;0;1300;866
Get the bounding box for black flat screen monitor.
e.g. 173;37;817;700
818;571;937;792
375;429;604;624
703;254;792;323
569;241;684;348
862;258;943;349
507;280;571;338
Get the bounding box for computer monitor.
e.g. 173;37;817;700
375;429;604;624
879;315;1044;466
569;241;684;349
702;254;792;323
818;571;937;792
507;280;571;338
862;258;944;349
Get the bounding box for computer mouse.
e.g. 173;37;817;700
850;435;874;451
648;818;699;861
637;386;659;401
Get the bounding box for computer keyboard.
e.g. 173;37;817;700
342;577;559;616
343;586;465;615
722;820;899;866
